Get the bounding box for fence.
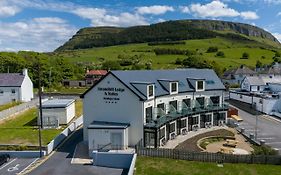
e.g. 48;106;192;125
0;98;39;121
135;141;281;165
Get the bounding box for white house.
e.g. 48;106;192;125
82;69;228;153
0;69;34;105
241;75;281;92
40;99;76;128
222;65;256;85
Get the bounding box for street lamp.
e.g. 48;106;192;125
37;55;43;158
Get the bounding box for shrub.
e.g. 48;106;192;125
206;46;218;53
241;52;249;59
252;145;278;155
216;51;225;57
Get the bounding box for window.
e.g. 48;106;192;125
182;99;191;108
0;89;3;94
11;89;15;93
148;85;154;97
171;82;177;93
170;123;175;133
197;81;204;90
180;119;187;128
145;107;153;123
159;127;165;139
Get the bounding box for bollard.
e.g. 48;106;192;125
250;133;254;140
241;128;245;134
260;140;265;146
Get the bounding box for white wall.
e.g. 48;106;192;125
230;92;253;104
268;83;281;92
241;78;250;91
83;73;143;146
66;103;75;123
0;87;20;105
20;74;34;102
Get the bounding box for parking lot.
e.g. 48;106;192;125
0;158;37;175
235;106;281;154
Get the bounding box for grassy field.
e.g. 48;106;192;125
0;102;22;112
136;156;281;175
0;100;83;146
44;87;88;94
55;37;280;70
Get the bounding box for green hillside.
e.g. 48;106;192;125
56;19;280;51
52;36;280;74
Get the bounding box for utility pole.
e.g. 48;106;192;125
255;113;258;140
37;55;43;157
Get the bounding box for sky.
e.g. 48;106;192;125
0;0;281;52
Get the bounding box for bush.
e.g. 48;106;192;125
175;58;182;65
216;51;225;57
241;52;249;59
252;145;278;155
206;46;218;53
101;60;121;70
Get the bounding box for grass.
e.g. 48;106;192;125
199;137;225;149
0;101;22;112
44;87;88;94
0;108;63;146
55;37;281;70
136;156;281;175
74;99;83;119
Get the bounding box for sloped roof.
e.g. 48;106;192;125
0;73;25;87
245;76;265;86
223;65;256;78
42;99;75;108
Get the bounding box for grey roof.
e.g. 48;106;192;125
42;99;75;108
0;73;25;87
111;69;225;100
223;65;256;79
245;76;265;86
88;121;130;129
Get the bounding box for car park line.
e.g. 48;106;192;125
0;158;17;170
17;158;38;175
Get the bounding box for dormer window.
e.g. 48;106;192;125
170;82;178;94
148;85;154;98
196;80;204;91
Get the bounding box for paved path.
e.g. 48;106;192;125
29;128;126;175
234;105;281;154
0;158;37;175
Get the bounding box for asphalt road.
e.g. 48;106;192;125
235;106;281;154
0;158;37;175
29;128;126;175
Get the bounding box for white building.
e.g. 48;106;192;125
40;99;75;127
222;65;256;85
0;69;34;105
82;69;228;153
241;75;281;92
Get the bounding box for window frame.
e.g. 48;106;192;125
196;80;204;91
147;85;154;98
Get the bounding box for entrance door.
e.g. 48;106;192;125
110;133;122;149
200;114;206;128
169;100;178;111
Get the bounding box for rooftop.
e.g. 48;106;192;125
0;73;25;87
42;99;75;108
86;70;107;76
88;121;130;129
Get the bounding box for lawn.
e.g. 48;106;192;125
0;101;22;112
0;108;62;146
136;156;281;175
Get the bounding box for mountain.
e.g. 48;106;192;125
55;19;280;52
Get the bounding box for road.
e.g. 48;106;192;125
235;106;281;154
0;158;37;175
29;128;126;175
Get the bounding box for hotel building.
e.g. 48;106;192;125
82;69;228;152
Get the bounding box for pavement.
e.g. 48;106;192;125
29;128;127;175
0;158;37;175
233;105;281;154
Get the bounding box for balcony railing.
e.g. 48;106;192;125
145;103;229;128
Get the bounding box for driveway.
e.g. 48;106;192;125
29;128;127;175
0;158;37;175
233;105;281;154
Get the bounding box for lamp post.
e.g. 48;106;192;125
37;55;43;157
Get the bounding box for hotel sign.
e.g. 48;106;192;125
98;87;125;103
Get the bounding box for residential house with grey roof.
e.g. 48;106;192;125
222;65;257;85
0;69;33;105
82;69;228;153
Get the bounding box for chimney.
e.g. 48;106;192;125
23;68;28;76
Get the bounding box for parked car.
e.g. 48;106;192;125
0;154;10;166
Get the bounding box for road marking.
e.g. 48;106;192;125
0;158;17;170
17;158;39;175
261;115;281;124
71;145;78;164
257;137;275;140
8;164;19;172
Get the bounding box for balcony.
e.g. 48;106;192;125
145;103;229;128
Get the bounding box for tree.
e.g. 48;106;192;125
256;60;262;68
206;46;218;53
101;60;121;70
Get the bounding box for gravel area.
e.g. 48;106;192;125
174;129;234;152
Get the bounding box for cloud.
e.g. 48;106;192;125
240;11;259;20
264;0;281;4
189;1;259;20
0;17;77;52
136;5;174;15
273;33;281;42
179;6;190;13
277;12;281;16
0;1;21;17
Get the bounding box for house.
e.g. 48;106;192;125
85;70;107;86
241;75;281;92
222;65;256;85
39;99;75;128
0;69;33;105
81;69;228;153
